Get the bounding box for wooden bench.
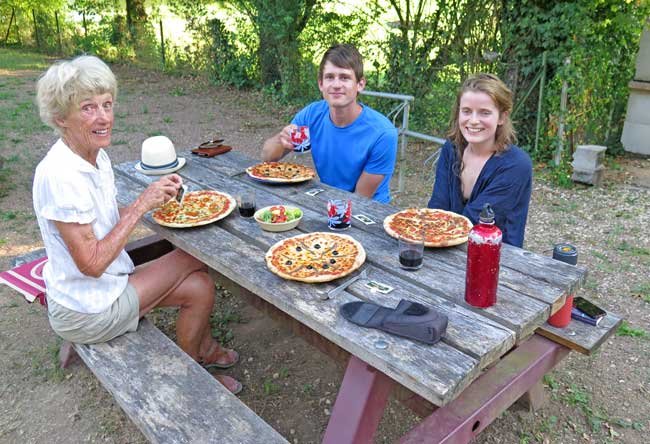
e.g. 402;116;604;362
11;235;288;444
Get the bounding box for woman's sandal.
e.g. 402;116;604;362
213;375;243;395
199;342;240;369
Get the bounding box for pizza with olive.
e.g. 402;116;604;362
246;161;315;183
265;232;366;283
152;190;235;228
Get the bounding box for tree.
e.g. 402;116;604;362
382;0;500;98
125;0;148;42
228;0;318;94
499;0;650;158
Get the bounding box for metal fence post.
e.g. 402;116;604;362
534;51;546;156
397;99;410;193
554;58;571;166
31;9;40;50
55;11;63;55
159;19;166;67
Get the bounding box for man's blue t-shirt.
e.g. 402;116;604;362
292;100;398;203
427;141;533;247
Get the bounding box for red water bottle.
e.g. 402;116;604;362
465;203;502;308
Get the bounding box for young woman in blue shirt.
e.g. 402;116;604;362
428;73;533;247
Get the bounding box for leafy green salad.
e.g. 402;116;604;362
258;206;302;223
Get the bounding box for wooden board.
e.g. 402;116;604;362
112;173;480;406
537;312;623;355
74;319;288;444
113;154;589;406
117;158;554;338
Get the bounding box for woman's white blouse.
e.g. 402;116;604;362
33;139;135;314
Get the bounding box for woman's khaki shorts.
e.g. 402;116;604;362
47;284;140;344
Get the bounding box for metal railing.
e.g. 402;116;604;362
361;90;444;194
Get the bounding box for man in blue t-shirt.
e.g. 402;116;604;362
262;44;398;203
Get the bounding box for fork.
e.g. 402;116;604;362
321;269;369;301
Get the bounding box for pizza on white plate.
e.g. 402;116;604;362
152;190;235;228
384;208;473;247
246;162;315;183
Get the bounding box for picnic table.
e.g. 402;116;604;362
112;150;614;443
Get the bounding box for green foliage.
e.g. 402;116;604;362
617;321;648;338
207;17;257;89
501;0;650;161
3;0;647;155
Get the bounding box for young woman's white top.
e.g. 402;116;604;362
33;139;135;313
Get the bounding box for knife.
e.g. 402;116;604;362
320;269;368;301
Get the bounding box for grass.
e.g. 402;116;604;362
29;340;66;383
0;48;51;71
616;321;648;338
170;86;187;96
0;166;16;198
616;241;650;256
263;378;280;395
209;305;241;345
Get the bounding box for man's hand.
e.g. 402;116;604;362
262;124;297;161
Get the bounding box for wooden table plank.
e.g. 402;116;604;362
345;265;517;369
196;153;584;308
537;312;623;355
113;173;480;406
114;161;519;367
113;150;587;405
116;159;552;340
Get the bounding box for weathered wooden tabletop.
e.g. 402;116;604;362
113;150;588;407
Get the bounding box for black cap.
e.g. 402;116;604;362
552;243;578;265
479;203;495;224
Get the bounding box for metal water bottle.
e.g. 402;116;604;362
465;203;502;308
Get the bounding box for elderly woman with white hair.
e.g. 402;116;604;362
32;55;242;394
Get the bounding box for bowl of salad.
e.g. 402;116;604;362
254;205;303;232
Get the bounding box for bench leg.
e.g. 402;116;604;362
322;356;394;444
516;379;548;412
59;341;79;369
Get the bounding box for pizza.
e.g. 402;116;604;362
246;161;315;183
152;190;235;228
265;232;366;283
383;208;473;247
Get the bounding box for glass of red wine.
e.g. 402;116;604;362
237;191;256;218
398;234;424;271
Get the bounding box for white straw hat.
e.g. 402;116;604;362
135;136;186;175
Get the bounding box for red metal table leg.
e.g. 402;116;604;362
400;335;570;444
322;355;395;444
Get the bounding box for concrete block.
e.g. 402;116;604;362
572;167;605;186
622;121;650;155
635;27;650;82
572;145;606;169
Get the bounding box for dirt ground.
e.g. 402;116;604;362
1;62;649;444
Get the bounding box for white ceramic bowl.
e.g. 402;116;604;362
254;205;302;232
